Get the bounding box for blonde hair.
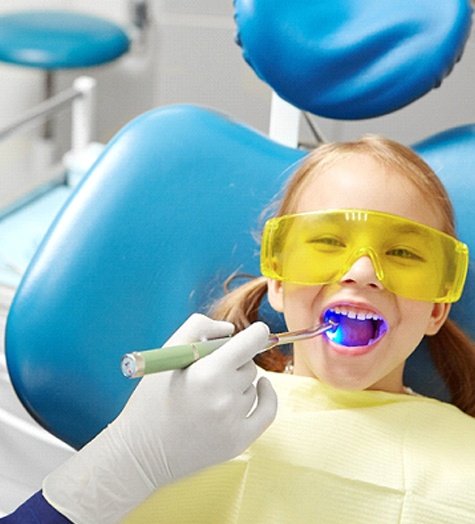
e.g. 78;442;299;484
209;135;475;416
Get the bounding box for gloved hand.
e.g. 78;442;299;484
43;314;278;523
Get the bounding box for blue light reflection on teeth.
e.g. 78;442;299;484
325;323;345;345
323;309;388;347
323;310;347;344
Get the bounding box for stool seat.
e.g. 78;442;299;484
0;10;130;70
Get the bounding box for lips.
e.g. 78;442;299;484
323;305;388;347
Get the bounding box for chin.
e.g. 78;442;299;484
323;377;372;392
312;367;382;391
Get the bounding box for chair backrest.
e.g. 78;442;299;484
5;1;474;449
6;106;305;448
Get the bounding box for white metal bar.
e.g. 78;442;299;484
0;87;80;142
71;76;97;154
268;91;301;148
0;76;96;152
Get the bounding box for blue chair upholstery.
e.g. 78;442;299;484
0;11;129;69
6;105;305;449
5;2;475;449
234;0;472;119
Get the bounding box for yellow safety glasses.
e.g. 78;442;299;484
261;209;469;303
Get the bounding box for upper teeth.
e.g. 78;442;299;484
329;306;381;321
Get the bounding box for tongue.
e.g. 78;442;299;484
325;314;378;347
338;316;375;346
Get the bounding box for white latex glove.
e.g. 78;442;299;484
43;314;278;524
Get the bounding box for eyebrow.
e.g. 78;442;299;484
388;223;431;238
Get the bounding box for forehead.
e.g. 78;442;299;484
295;154;442;230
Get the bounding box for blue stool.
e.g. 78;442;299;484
0;11;130;286
0;10;130;137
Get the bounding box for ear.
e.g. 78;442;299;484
266;278;284;313
425;303;451;335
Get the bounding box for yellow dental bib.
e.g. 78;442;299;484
123;370;475;523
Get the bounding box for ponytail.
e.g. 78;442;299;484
208;274;291;372
428;319;475;417
209;274;267;331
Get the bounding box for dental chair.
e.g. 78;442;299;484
4;0;475;451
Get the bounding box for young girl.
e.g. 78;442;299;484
212;134;475;414
122;135;475;522
24;135;475;523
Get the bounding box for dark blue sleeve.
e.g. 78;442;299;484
0;491;72;523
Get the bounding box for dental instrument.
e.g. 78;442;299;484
120;320;337;378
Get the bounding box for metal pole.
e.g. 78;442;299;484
71;76;97;154
0;86;82;142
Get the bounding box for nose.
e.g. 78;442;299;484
339;255;384;290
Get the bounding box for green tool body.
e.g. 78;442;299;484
120;320;337;379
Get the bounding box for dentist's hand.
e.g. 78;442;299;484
123;314;278;482
43;314;277;524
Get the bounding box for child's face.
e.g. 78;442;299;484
267;153;451;393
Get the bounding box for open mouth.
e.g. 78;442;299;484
323;306;388;347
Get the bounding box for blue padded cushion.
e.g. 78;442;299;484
0;11;129;69
234;0;472;119
5;105;305;449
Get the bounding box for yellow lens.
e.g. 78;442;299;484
260;209;469;303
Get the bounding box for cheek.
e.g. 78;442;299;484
396;299;437;340
281;284;325;329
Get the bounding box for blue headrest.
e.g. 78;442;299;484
6;106;305;449
234;0;472;119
